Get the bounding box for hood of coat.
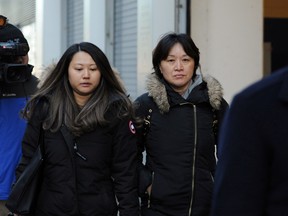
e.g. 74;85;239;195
146;72;224;113
37;62;57;88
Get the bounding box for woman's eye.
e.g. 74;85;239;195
182;59;191;64
167;59;174;63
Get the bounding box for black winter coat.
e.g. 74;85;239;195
16;100;139;216
134;73;228;216
211;67;288;216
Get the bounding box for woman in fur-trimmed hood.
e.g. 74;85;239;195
134;33;228;216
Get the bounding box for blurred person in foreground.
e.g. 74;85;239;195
0;15;38;216
10;42;139;215
134;32;228;216
211;66;288;215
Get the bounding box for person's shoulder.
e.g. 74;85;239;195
27;74;39;85
29;96;50;120
24;74;39;94
134;92;150;103
235;66;288;101
134;92;152;110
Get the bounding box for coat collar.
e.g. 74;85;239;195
146;72;224;113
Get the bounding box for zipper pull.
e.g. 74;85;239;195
74;142;87;161
76;152;87;161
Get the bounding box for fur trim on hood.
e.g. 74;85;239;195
37;62;57;88
146;72;224;113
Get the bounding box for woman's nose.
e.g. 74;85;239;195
83;69;90;78
175;60;183;70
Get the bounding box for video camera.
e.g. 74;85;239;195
0;41;33;83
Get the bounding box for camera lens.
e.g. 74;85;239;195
1;64;33;83
7;66;23;82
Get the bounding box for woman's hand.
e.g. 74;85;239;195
146;184;152;196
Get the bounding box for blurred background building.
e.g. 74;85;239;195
0;0;287;102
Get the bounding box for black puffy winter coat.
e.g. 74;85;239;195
16;100;140;216
135;73;228;216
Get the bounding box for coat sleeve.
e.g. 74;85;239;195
15;102;45;180
211;93;269;216
214;98;229;148
133;96;153;198
111;116;140;216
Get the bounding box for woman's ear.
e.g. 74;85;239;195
159;65;162;74
194;63;200;73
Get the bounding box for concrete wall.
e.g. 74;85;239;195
35;0;106;76
191;0;263;103
35;0;65;75
83;0;106;51
137;0;176;95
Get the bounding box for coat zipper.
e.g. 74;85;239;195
60;125;83;215
182;103;197;216
148;171;154;208
179;102;197;215
74;141;87;161
73;140;87;215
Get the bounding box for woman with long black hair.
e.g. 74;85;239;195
15;42;139;216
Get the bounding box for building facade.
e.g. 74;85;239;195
1;0;285;103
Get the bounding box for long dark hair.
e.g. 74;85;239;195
152;32;200;78
23;42;133;136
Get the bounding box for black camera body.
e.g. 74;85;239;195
0;40;33;83
0;63;33;83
